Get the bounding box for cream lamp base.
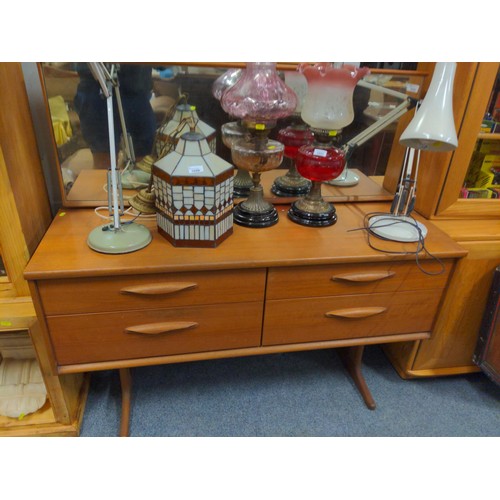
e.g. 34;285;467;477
88;222;152;254
368;215;427;243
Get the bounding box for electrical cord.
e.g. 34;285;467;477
94;206;156;222
347;211;446;276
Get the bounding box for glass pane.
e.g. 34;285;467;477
0;255;6;277
460;68;500;199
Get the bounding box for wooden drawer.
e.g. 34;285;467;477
263;289;444;346
38;268;266;315
47;302;263;365
267;260;453;300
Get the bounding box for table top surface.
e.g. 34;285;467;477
24;202;467;280
66;168;393;206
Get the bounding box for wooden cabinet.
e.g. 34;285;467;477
0;63;87;435
383;62;500;378
24;203;466;432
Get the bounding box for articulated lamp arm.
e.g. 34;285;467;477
341;79;418;162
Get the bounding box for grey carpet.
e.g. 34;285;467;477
79;345;499;437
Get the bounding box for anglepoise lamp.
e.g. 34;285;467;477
87;63;152;254
367;62;458;242
221;62;297;228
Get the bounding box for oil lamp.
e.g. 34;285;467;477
221;62;297;227
212;68;254;198
288;63;369;227
271;71;314;197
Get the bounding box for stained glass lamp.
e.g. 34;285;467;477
156;103;217;161
153;130;234;247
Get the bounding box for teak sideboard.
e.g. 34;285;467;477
24;202;466;435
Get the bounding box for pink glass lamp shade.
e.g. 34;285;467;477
213;68;253;198
212;68;244;101
221;62;297;129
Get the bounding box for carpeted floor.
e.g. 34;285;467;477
79;345;500;437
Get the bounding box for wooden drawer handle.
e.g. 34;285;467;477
125;321;199;335
331;271;395;283
325;307;387;319
120;282;198;296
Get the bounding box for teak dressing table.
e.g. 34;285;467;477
24;202;467;436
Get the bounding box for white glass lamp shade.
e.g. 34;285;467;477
299;63;370;131
400;62;458;152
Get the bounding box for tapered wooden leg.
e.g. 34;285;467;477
338;346;376;410
119;368;132;437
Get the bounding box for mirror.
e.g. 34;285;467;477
37;62;425;208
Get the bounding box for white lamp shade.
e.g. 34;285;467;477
400;62;458;152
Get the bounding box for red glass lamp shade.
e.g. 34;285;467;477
295;145;345;182
277;126;314;160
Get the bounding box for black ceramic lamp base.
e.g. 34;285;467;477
233;186;251;198
233;203;279;228
270;181;311;197
288;201;337;227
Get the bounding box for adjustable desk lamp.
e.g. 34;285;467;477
86;63;152;254
367;62;458;242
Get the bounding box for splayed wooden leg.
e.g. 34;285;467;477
338;346;376;410
119;368;132;436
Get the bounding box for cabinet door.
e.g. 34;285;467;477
436;63;500;218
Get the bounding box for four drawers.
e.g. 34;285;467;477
39;260;453;366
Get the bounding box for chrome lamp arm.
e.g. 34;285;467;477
341;79;418;163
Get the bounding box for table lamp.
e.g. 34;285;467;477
221;62;297;228
367;62;458;242
271;71;314;197
86;63;152;254
212;68;254;198
288;63;369;226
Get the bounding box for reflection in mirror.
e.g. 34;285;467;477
39;63;424;208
